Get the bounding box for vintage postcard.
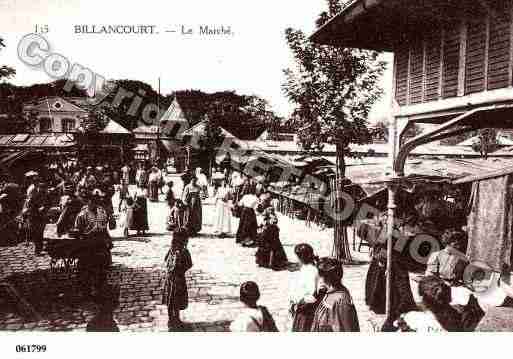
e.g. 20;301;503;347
1;1;513;356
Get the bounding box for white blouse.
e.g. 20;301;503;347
289;264;319;304
239;194;258;209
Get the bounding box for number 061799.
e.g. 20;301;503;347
15;344;47;353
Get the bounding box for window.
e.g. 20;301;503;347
39;117;52;133
62;118;76;133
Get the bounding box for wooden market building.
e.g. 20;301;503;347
311;0;513;319
312;0;513;169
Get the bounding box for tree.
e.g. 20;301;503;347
282;0;386;262
0;37;15;81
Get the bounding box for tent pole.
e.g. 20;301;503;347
385;180;397;321
386;103;399;322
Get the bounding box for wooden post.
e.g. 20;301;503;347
385;180;397;320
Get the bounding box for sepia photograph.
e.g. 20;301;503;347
1;1;513;355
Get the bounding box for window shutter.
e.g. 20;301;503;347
425;30;442;102
395;45;409;106
487;8;511;90
442;25;461;98
465;19;487;94
409;39;424;104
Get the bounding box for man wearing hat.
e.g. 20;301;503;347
22;179;49;255
24;171;39;198
74;189;112;297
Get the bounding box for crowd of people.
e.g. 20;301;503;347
159;165;361;332
5;157;502;333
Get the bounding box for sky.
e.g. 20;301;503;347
0;0;393;120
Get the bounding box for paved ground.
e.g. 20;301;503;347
0;188;377;332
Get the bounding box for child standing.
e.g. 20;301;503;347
162;226;192;331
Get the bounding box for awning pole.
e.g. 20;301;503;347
385;108;398;322
385;180;397;320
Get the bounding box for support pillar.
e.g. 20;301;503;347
385;180;397;320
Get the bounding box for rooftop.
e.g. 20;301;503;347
311;0;499;51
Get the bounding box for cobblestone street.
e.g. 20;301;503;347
0;190;376;332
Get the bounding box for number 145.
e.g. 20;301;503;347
35;25;49;34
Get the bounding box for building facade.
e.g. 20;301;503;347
22;97;87;133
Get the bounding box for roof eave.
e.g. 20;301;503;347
310;0;388;49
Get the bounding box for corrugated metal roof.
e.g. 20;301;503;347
347;157;513;186
0;134;76;148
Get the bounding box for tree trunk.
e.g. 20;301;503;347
332;142;353;263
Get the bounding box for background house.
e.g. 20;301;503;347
23;97;86;133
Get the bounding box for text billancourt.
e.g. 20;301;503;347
74;25;157;34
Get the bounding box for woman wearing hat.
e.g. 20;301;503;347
230;281;278;332
310;258;360;332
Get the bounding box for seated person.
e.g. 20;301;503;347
396;276;463;332
425;230;468;282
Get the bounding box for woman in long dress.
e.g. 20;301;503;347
236;191;259;246
289;243;319;332
182;177;203;235
213;180;232;237
165;180;176;209
148;167;160;202
131;191;149;235
162;228;192;331
255;207;288;269
135;164;148;190
363;223;416;324
311;257;360;332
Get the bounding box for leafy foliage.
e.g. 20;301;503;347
282;0;386;261
283;1;386;164
0;80;88;114
0;37;15;81
168;90;281;140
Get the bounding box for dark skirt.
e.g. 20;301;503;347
236;207;257;243
161;249;192;312
148;181;159;202
119;183;129;200
292;305;316;332
131;198;149;231
184;193;202;235
162;273;189;311
365;255;416;320
255;225;287;269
